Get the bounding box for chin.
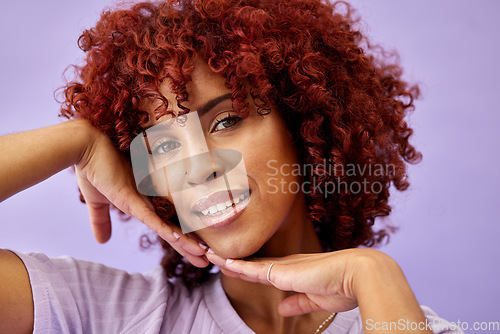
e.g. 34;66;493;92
207;236;265;260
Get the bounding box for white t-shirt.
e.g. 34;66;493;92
12;251;461;333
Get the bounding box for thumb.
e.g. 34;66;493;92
87;201;112;243
278;293;323;317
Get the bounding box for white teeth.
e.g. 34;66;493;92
199;192;250;216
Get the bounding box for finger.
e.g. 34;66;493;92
278;293;323;317
167;225;208;257
168;237;210;268
86;201;112;243
111;189;194;252
115;190;175;242
205;253;274;286
206;254;262;283
226;259;274;285
181;252;210;268
112;188;208;263
135;194;208;259
220;268;263;284
204;250;226;267
219;267;241;279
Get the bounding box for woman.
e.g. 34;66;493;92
0;0;461;333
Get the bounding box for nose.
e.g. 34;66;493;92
185;152;226;187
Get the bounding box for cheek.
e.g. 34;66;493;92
241;143;301;212
232;118;299;189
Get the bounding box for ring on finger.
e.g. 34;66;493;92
267;262;275;283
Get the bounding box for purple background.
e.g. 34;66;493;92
1;0;499;330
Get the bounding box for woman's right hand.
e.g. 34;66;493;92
74;121;209;267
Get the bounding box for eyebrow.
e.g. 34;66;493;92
197;92;233;116
143;93;233;131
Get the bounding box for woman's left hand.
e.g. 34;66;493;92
206;248;368;316
206;248;432;334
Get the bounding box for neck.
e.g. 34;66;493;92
220;200;329;333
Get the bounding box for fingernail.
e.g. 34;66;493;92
207;248;215;254
226;259;234;264
173;232;181;239
198;243;207;250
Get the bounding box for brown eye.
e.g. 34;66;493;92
212;115;242;132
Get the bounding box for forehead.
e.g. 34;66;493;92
140;59;230;127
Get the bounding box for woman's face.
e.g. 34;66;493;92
141;60;307;259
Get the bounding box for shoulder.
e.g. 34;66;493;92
14;250;171;304
11;251;231;334
10;251;172;333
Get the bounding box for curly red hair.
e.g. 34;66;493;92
60;0;421;286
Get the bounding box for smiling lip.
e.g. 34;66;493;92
191;189;249;212
192;189;251;229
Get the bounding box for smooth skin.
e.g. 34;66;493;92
0;63;431;333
